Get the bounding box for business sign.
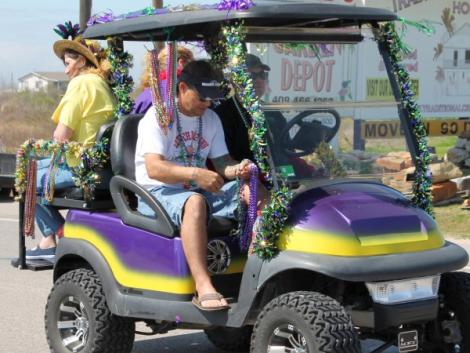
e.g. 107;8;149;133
364;0;470;117
361;119;470;138
366;78;420;101
256;43;351;104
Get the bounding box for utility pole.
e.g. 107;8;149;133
152;0;164;49
152;0;163;9
80;0;92;33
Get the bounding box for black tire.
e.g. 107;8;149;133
45;268;135;353
205;326;253;352
251;291;361;353
428;272;470;353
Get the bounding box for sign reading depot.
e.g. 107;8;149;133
361;119;470;139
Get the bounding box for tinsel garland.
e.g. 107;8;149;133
15;139;109;201
107;37;135;118
223;23;270;178
223;22;293;259
87;5;218;26
251;186;292;259
87;1;253;26
217;0;254;11
378;22;433;216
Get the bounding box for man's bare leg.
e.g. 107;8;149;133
180;194;228;309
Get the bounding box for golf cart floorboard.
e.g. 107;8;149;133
10;257;53;271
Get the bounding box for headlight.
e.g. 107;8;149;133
366;275;440;305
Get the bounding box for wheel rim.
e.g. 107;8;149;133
56;295;90;352
268;323;308;353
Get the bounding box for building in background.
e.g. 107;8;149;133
17;72;69;92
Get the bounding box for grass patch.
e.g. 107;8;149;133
434;203;470;238
0;91;59;153
427;136;457;158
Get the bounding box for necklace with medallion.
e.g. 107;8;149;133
175;109;203;188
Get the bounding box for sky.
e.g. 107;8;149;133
0;0;217;87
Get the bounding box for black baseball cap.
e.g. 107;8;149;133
179;61;225;100
246;54;270;71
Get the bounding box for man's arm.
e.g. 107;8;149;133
144;153;224;193
211;154;252;180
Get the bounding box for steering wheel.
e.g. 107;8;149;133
280;109;341;157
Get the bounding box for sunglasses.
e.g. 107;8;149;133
250;71;268;80
197;94;222;103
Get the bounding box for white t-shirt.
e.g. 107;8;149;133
135;106;229;190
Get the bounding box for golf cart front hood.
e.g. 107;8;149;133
279;181;444;256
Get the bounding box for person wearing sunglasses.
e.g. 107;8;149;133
215;54;315;178
214;54;270;163
135;60;267;311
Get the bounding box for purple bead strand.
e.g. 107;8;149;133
240;163;258;250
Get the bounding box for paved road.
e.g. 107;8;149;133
0;196;468;353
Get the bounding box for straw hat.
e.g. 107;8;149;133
53;38;101;68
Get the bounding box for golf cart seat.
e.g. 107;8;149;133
109;114;236;238
41;121;115;210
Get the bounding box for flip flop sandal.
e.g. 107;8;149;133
192;292;230;311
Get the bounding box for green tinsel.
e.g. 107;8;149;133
251;186;293;259
106;37;135;118
15;139;110;201
223;23;271;178
378;22;434;217
222;22;293;259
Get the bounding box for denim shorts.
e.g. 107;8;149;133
138;180;240;227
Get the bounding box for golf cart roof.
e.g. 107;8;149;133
83;1;397;42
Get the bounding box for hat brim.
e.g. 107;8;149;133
194;84;225;100
53;40;99;68
258;64;271;71
249;63;270;71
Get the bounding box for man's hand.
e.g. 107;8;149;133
194;168;225;193
236;159;254;180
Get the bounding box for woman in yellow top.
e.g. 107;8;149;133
26;36;116;261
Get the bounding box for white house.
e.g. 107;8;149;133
442;23;470;96
17;72;69;92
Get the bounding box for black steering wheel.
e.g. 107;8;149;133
280;109;341;157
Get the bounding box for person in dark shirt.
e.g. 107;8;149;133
214;54;315;177
214;54;269;162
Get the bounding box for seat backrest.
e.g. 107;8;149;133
95;120;116;143
110;114;144;179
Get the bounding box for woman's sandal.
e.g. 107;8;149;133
192;292;230;311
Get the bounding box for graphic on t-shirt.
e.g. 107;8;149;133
172;130;209;167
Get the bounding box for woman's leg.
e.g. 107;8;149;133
33;158;74;248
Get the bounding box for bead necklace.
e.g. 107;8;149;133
239;163;258;250
175;108;203;188
24;158;37;237
150;42;178;134
43;151;61;202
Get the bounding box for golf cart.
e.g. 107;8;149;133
21;2;470;353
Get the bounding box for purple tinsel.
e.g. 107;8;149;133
217;0;254;11
87;10;114;26
87;4;223;27
240;164;258;250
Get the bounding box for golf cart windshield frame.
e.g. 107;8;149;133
83;3;421;177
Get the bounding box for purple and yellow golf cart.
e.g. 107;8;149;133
14;2;470;353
